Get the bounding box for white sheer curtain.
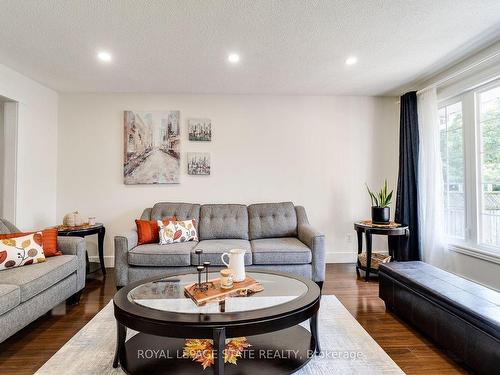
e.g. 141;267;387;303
417;87;448;266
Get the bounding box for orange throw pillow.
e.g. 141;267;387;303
0;228;62;257
136;217;176;245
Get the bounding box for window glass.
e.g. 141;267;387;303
478;86;500;248
439;102;465;239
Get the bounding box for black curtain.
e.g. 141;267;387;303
395;91;420;261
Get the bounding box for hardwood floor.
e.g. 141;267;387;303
0;272;117;375
0;264;469;374
323;264;468;375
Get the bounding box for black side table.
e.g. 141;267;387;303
58;223;106;275
354;221;409;282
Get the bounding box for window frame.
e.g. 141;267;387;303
438;79;500;258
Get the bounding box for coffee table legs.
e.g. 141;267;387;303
212;327;226;375
310;311;321;355
113;321;127;368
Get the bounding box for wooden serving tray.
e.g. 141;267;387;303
184;276;263;306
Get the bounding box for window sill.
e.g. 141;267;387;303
448;244;500;265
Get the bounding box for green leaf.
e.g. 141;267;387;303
365;180;394;207
385;191;393;207
365;183;375;206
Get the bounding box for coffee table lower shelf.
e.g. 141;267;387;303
118;325;315;375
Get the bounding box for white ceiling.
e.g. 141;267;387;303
0;0;499;95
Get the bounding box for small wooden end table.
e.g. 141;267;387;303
57;223;106;275
354;221;409;282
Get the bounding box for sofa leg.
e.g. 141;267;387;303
315;281;324;292
67;290;82;305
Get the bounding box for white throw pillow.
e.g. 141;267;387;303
0;232;46;271
158;219;198;245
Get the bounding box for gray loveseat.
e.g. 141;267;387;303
0;218;86;343
115;202;325;288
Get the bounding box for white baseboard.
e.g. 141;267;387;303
89;252;355;268
325;251;357;263
88;255;115;268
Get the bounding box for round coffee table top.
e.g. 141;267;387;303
130;271;308;314
113;270;320;338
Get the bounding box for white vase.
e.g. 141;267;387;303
63;211;82;226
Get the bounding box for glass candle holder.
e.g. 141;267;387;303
220;269;233;289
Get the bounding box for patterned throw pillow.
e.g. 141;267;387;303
158;219;198;245
0;228;61;257
135;216;176;244
0;232;46;271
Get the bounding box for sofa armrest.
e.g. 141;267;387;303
57;236;86;291
114;230;138;287
58;236;85;256
298;224;326;282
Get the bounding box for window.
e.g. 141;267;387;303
439;102;465;239
439;80;500;255
478;85;500;248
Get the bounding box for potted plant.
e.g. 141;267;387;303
365;180;393;224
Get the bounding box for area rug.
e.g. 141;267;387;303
35;296;403;374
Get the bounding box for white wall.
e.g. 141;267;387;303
0;64;58;229
57;94;399;265
444;251;500;291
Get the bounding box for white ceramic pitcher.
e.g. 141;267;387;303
221;249;246;282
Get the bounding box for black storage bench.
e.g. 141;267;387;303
379;261;500;375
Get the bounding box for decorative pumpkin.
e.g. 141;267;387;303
63;211;83;227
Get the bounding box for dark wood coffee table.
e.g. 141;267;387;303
113;270;321;375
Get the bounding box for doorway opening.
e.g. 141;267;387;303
0;96;18;223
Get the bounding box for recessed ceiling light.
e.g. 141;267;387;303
97;51;112;63
227;53;240;64
345;56;358;66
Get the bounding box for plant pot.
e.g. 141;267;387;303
372;206;390;224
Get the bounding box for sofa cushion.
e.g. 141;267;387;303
150;202;200;222
128;242;197;267
0;284;20;315
193;240;252;266
199;204;249;240
0;255;77;302
248;202;297;240
251;238;312;265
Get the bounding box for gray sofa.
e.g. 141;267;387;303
115;202;325;288
0;218;86;343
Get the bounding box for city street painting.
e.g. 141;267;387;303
188;119;212;141
187;152;211;175
124;110;180;184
